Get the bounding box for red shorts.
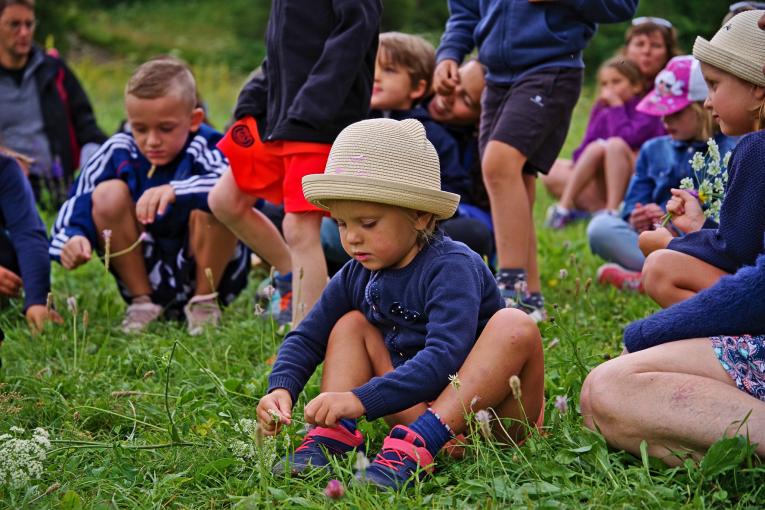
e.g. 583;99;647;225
217;116;331;213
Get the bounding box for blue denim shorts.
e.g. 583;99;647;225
711;335;765;402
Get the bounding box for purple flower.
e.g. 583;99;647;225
554;395;569;414
102;229;112;240
324;479;345;499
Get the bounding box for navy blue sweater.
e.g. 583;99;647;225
624;235;765;352
667;131;765;274
240;0;381;144
267;234;503;420
0;155;50;311
436;0;637;85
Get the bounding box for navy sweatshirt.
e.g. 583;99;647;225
267;233;503;420
436;0;637;84
624;235;765;352
667;131;765;274
0;155;50;311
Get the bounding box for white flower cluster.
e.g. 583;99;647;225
681;138;731;222
0;427;50;490
229;419;276;465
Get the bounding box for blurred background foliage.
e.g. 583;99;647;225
35;0;731;75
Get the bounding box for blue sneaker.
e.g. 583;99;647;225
255;273;292;327
498;280;546;323
545;205;589;229
355;425;434;490
273;425;364;476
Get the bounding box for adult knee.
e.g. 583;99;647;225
92;180;132;221
580;360;628;433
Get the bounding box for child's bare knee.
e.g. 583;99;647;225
283;212;322;248
208;181;246;221
642;249;675;292
92;180;132;220
329;311;371;341
605;137;630;152
490;308;541;350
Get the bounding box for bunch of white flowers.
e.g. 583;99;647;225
679;138;732;222
0;427;50;490
229;418;276;465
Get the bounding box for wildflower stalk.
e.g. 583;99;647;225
165;340;181;442
106;232;147;266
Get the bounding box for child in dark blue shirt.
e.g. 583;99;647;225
50;57;249;335
258;118;545;490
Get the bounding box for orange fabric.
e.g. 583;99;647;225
217;117;331;213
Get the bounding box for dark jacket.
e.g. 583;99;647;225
30;46;106;181
436;0;637;84
236;0;381;143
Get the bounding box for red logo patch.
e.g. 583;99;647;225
231;124;255;148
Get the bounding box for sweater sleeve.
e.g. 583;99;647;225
267;266;358;401
169;131;228;212
49;137;125;262
601;102;665;151
624;245;765;352
559;0;637;23
351;254;483;420
286;0;381;128
0;157;50;310
435;0;480;65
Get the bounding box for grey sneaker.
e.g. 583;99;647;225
184;292;221;336
121;301;162;334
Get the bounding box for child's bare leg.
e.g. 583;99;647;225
430;308;544;442
188;210;238;295
642;249;728;307
580;339;765;465
559;142;606;210
321;311;427;425
92;180;151;298
208;169;291;275
283;211;328;325
524;174;541;295
542;159;606;211
603;137;634;211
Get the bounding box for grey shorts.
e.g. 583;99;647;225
479;67;583;175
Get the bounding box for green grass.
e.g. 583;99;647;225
1;7;762;508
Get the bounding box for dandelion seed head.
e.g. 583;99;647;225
559;269;568;280
354;451;370;472
66;296;77;314
509;375;522;400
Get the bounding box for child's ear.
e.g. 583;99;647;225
189;107;205;133
413;210;433;230
409;79;428;102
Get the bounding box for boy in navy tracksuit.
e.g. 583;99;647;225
434;0;638;320
50;57;249;335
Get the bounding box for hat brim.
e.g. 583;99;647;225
693;36;765;87
302;174;460;220
636;92;692;117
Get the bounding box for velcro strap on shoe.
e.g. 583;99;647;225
381;437;434;474
306;425;364;448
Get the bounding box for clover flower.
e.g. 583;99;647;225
554;395;569;414
0;427;50;490
324;479;345;499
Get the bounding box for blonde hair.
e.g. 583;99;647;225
378;32;435;97
598;57;645;94
125;56;197;110
687;102;719;141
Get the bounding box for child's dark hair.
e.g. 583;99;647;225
598;57;644;92
378;32;435;97
125;56;197;110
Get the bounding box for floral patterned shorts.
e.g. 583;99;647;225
711;335;765;402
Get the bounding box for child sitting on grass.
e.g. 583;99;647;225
257;118;545;490
590;56;737;291
638;10;765;308
546;57;665;228
49;56;249;335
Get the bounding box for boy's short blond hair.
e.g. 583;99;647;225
378;32;435;96
125;56;197;110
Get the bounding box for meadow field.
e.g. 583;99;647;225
0;2;761;508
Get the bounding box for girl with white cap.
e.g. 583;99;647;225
256;117;545;489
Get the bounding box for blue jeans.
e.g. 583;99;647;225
586;213;645;271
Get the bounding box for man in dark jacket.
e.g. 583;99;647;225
0;0;106;207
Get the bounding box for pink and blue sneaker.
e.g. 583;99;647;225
355;425;435;490
273;424;364;476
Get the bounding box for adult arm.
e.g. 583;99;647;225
435;0;480;65
233;63;268;121
352;255;483;420
286;0;381;128
624;245;765;352
0;157;50;310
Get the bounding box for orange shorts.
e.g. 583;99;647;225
217;116;331;213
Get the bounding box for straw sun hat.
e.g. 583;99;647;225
302;118;460;220
693;9;765;87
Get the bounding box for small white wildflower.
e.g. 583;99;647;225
706;160;721;177
680;177;695;190
706;200;722;220
474;409;492;439
0;427;50;490
66;296;77;315
558;269;568;280
698;180;714;202
448;374;461;390
707;138;720;163
548;337;560;349
723;151;732;169
713;177;725;195
354;451;370;472
229;419;276;465
9;426;25;434
690;153;705;172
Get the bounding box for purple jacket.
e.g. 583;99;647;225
572;96;665;162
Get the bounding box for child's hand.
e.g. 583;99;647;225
433;59;459;96
61;235;92;270
257;388;293;436
638;228;673;256
599;88;624;107
136;185;176;225
666;189;706;234
629;203;664;233
304;391;365;428
0;266;22;297
25;305;64;335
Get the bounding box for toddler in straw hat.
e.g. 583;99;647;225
637;10;765;308
256;118;545;490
